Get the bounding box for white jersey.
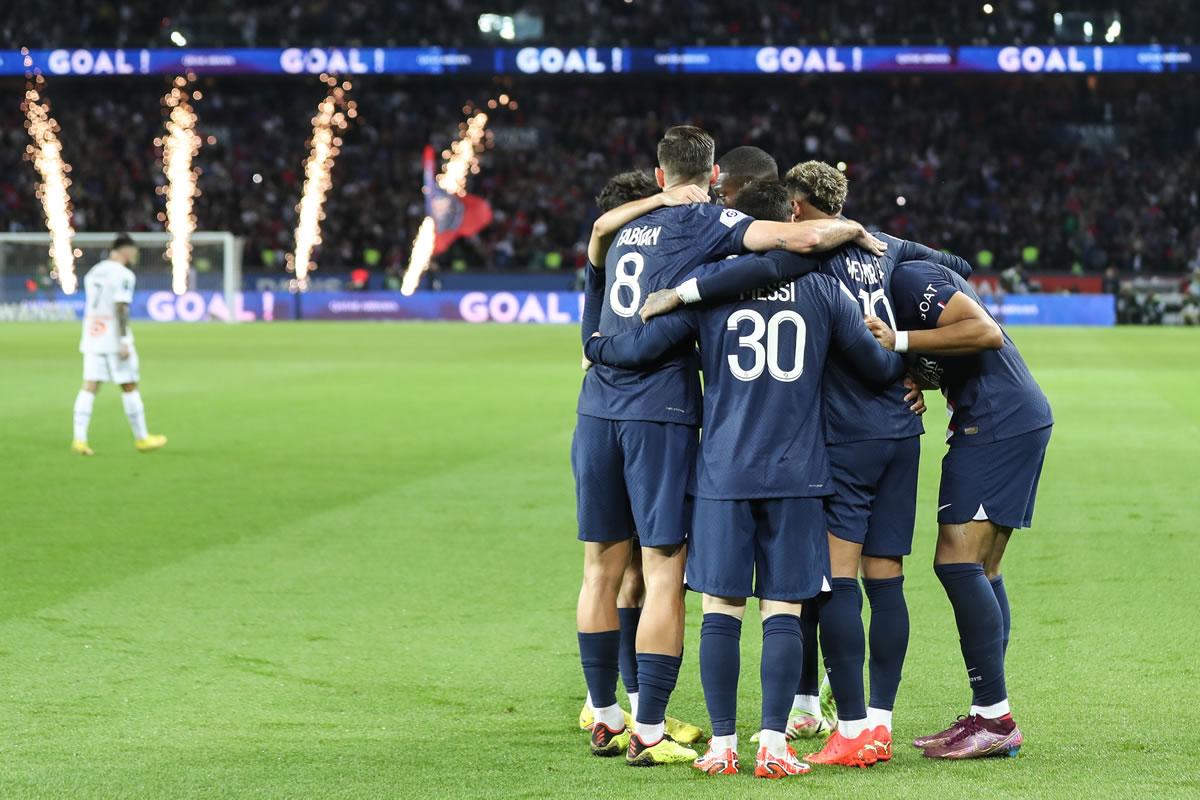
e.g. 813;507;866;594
80;259;136;354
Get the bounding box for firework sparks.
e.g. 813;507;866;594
20;53;77;294
288;75;354;290
400;109;491;296
157;76;202;294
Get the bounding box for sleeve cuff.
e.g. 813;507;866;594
676;277;701;304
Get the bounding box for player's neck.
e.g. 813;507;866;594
662;177;709;192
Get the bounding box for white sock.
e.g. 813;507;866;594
838;718;870;739
867;707;893;730
636;720;664;743
593;703;625;730
73;390;94;441
627;691;639;721
970;699;1010;719
792;693;820;716
710;733;737;753
757;729;788;756
122;390;149;440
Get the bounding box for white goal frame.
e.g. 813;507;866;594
0;231;244;323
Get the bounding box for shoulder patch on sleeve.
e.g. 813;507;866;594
719;208;749;228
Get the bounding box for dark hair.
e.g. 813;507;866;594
784;161;848;215
656;125;714;183
718;146;779;184
595;171;659;213
112;233;136;250
732;180;792;223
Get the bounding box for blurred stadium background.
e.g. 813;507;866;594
2;3;1199;799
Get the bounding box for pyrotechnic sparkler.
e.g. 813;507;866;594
20;51;77;294
288;75;355;290
400;107;494;296
157;76;202;294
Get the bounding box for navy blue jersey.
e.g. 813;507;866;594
685;231;973;445
818;233;972;443
576;203;754;425
584;273;905;499
889;260;1053;446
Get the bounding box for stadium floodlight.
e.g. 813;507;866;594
0;231;243;321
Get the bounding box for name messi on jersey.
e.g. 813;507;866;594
739;281;796;303
614;225;662;248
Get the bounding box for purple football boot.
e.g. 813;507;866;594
921;715;1023;760
913;716;970;749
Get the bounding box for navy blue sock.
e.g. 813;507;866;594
636;653;682;727
617;607;641;695
699;613;741;737
935;563;1007;706
818;577;867;721
796;598;820;697
862;576;909;711
990;576;1011;656
578;630;621;709
761;614;803;733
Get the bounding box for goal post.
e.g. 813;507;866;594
0;231;244;323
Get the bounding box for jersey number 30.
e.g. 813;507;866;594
609;253;644;317
726;309;806;382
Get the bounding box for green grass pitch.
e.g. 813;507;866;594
1;322;1198;799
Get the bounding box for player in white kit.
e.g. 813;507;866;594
71;234;167;455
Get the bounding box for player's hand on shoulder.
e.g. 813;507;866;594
661;184;709;207
850;221;887;257
903;376;926;415
640;288;682;322
865;315;896;350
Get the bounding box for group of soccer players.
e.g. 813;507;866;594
572;126;1053;777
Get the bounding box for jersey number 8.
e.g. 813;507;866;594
726;309;806;382
609;253;644;317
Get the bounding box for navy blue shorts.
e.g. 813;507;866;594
938;426;1052;529
687;497;829;602
571;414;697;548
825;436;920;558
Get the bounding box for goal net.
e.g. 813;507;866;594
0;231;244;322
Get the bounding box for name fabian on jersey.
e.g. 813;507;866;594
739;281;796;303
614;225;662;248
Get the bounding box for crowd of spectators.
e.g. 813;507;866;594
6;1;1198;48
1;73;1198;281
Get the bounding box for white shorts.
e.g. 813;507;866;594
83;349;140;384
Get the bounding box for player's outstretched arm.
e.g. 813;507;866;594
868;292;1003;355
892;237;974;279
742;218;886;257
679;251;819;306
638;251;821;323
830;290;906;388
587;184;709;265
583;314;695;371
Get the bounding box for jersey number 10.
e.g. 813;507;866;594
857;288;897;329
726;309;806;382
